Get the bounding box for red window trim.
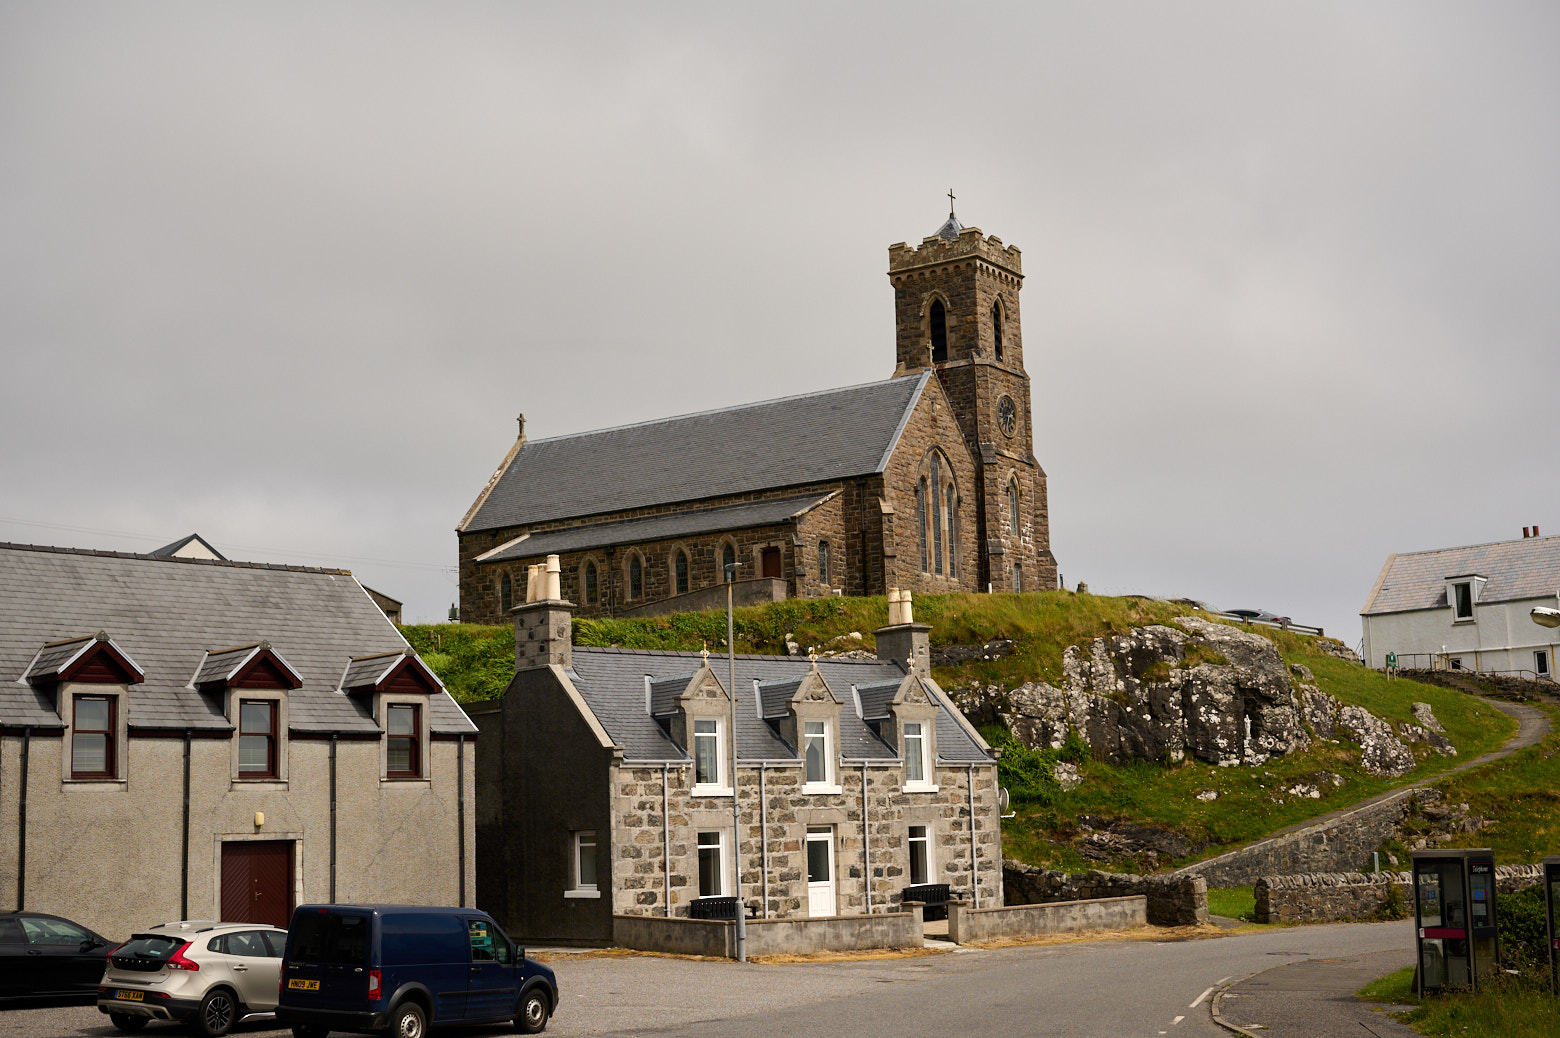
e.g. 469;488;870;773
237;699;278;780
71;693;115;780
386;703;421;779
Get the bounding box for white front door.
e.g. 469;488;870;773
806;826;836;917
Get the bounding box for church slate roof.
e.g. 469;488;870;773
1362;534;1560;615
563;646;991;765
0;543;475;735
461;372;931;534
479;493;837;565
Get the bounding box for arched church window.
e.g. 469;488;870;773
721;542;736;581
584;561;599;605
931;454;944;575
629;555;643;600
946;485;957;578
818;540;831;586
929;300;947;363
1007;479;1020;533
674;550;689;595
500;572;512;614
916;481;928;573
992;303;1004;361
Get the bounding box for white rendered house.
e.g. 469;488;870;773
1361;531;1560;678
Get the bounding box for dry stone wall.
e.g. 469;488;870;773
1256;865;1544;924
1002;860;1207;927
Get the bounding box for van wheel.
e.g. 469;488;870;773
388;1002;427;1038
109;1014;148;1033
195;989;238;1036
516;988;549;1033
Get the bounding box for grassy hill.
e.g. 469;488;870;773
402;590;1517;873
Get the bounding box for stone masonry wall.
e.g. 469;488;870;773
1003;860;1208;927
609;761;1002;919
1256;865;1544;924
881;377;981;596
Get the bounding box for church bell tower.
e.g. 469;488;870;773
887;205;1058;592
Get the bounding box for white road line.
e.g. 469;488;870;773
1172;1015;1184;1024
1217;976;1232;985
1190;986;1214;1008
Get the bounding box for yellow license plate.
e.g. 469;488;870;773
116;990;144;1001
288;979;320;991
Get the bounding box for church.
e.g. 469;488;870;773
457;212;1058;621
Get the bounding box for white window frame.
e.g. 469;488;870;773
802;719;841;794
696;830;725;898
566;830;600;898
907;824;933;886
691;717;731;796
1537;649;1551;678
1451;581;1474;622
901;720;938;792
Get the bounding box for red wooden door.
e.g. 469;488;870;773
761;547;782;579
220;841;294;928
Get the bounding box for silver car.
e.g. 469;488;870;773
96;920;287;1036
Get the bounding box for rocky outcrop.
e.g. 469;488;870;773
1336;705;1416;776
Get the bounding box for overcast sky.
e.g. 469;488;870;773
3;2;1557;647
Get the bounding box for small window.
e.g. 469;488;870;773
584;561;599;606
991;303;1004;361
916;481;928;573
71;694;114;779
499;572;513;613
903;721;927;785
238;700;278;779
721;542;736;582
804;720;830;786
1536;650;1550;677
1007;480;1020;533
908;825;931;886
945;485;957;578
1452;582;1473;620
693;718;724;790
931;455;944;576
1450;657;1464;671
1012;563;1022;593
929;300;947;363
572;830;598;893
818;540;830;586
629;556;643;600
675;550;690;596
697;831;724;897
386;703;421;778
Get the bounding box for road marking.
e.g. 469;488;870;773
1217;976;1231;985
1190;986;1214;1008
1172;1015;1184;1024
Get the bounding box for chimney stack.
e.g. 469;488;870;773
875;589;931;676
513;553;573;671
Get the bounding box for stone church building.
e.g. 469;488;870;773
457;213;1058;621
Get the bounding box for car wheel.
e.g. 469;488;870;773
108;1014;148;1033
291;1027;330;1038
515;988;549;1033
195;988;239;1037
388;1002;427;1038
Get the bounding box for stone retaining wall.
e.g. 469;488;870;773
612;909;925;959
1254;864;1544;924
947;895;1146;944
1003;860;1207;927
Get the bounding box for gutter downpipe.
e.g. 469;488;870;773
457;734;468;906
661;763;671;917
862;761;871;913
329;733;339;902
726;571;746;962
181;730;192;919
968;763;979;908
760;764;769;918
17;728;30;909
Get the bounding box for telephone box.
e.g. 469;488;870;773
1412;849;1499;995
1544;856;1560;995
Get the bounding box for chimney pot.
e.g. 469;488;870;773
1524;527;1531;538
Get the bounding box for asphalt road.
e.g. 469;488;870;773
0;920;1416;1038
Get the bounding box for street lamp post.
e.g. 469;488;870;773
726;561;746;962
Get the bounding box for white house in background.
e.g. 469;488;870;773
1361;530;1560;678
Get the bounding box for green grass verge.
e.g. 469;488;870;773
1357;965;1415;1003
1358;969;1560;1037
1206;887;1256;922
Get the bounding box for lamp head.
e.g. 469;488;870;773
1531;606;1560;629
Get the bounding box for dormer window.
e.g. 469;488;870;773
804;720;831;786
1453;582;1472;620
71;695;115;779
238;700;278;779
387;703;421;778
1445;575;1485;623
903;721;926;784
691;717;731;795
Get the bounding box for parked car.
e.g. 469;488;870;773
1223;607;1285;623
95;920;288;1036
0;911;115;1001
276;904;559;1036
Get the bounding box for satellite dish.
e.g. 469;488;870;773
997;787;1011;816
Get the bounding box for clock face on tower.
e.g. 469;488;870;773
997;395;1017;438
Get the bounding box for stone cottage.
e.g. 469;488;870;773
0;541;477;938
469;560;1002;945
457;211;1058;622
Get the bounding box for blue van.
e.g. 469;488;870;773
275;905;558;1037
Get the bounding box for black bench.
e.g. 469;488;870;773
902;883;952;921
688;896;740;920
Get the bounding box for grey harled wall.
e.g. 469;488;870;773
947;895;1146;944
611;910;924;958
1003;861;1207;927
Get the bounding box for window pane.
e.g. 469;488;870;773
240;701;272;735
72;733;107;774
931;457;943;575
387;740;412;774
804;721;826;783
806;833;831;882
697;833;721;896
239;735;270;772
578;832;597;887
76;697;109;730
630;557;643;598
721;543;735;581
585;562;598;605
694;720;718;785
818;541;829;585
388;705;415;736
904;723;923;783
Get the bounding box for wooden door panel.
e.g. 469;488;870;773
221;841;294;928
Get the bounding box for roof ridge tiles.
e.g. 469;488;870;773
575;645;895;665
1394;533;1560;557
0;541;354;576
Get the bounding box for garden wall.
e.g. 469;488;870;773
1003;860;1207;927
1254;864;1544;924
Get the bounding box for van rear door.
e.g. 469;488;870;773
282;909;372;1013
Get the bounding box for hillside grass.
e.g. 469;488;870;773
404;591;1517;873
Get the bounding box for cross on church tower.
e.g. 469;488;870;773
947;188;955;218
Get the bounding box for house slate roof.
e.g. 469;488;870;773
478;493;837;565
191;643;302;689
460;372;930;534
853;679;901;722
1362;534;1560;615
563;646;991;765
0;543;475;735
756;677;802;721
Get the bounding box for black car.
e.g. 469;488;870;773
0;911;116;1000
